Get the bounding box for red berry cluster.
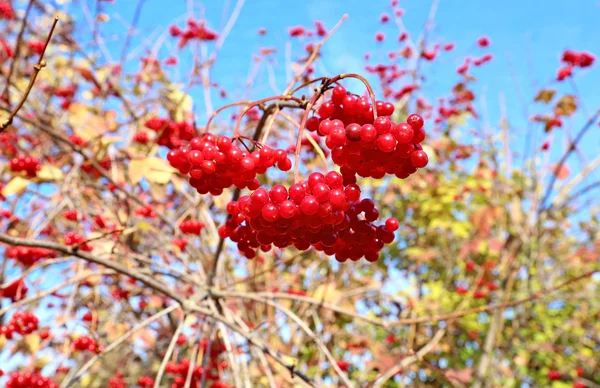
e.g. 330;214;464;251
312;85;394;126
135;204;157;218
133;131;150;144
557;49;595;81
169;19;219;49
218;171;398;262
172;238;188;251
137;376;154;387
167;134;292;195
72;335;101;353
5;372;57;388
178;220;205;235
0;312;39;339
6;246;57;266
63;231;93;252
0;280;28;302
164;339;228;388
62;209;80;221
0;0;15;20
144;117;196;149
306;85;428;180
9;155;41;178
81;156;111;177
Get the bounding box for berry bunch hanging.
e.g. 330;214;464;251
308;84;428;180
167;134;292;195
164;77;429;263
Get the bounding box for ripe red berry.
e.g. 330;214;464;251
410;150;429;168
406;114;424;130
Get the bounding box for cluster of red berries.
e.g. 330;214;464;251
9;155;41;178
312;86;395;127
167;134;292;195
169;19;219;48
164;339;229;387
178;220;205;235
306;86;427;179
5;372;57;388
0;0;15;20
62;210;80;221
6;246;57;266
63;231;93;252
133;131;150;144
137;376;154;387
81;156;111;177
0;280;28;302
72;335;101;353
144;117;196;149
172;238;188;251
557;49;595;81
135;204;157;218
0;312;39;339
218;171;399;261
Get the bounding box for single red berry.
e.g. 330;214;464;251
410;150;428;168
406;114;424;130
385;218;399;232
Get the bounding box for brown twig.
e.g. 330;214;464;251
1;16;59;132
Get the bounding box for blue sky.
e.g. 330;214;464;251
82;0;600;170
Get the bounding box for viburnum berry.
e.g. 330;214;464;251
9;155;41;178
547;369;561;381
0;1;16;20
168;133;292;195
6;246;57;266
0;280;28;302
72;335;101;353
5;372;57;388
219;172;395;262
64;231;94;251
179;220;205;235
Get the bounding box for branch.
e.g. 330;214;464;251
0;233;186;305
1;0;36;104
1;16;59;132
538;108;600;212
371;328;446;387
62;305;179;388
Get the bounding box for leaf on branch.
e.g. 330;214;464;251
36;164;64;181
555;95;577;116
445;367;473;384
68;104;118;142
534;89;556;104
25;333;41;353
128;157;176;185
163;84;193;122
2;177;31;196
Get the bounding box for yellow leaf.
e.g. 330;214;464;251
2;177;31;196
128;159;146;185
534;89;556;104
555;95;577;116
136;221;154;231
129;157;176;185
25;333;41;353
80;374;92;387
67;103;108;141
36;164;64;181
312;283;342;304
165;84;193;122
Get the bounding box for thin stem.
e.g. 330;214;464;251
1;0;36;104
1;16;59;132
154;317;187;388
